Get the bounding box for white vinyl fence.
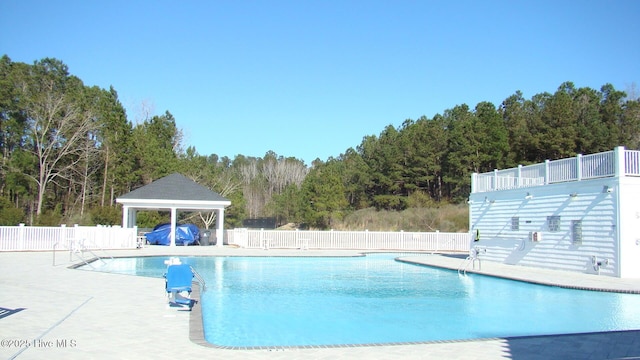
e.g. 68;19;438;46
226;228;470;252
0;224;138;251
0;225;469;253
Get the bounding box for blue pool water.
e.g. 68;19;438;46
81;254;640;347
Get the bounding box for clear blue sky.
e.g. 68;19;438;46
2;1;639;164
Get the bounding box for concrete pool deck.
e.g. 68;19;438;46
1;246;639;359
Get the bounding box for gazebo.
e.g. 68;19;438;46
116;173;231;247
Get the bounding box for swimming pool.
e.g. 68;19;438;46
81;253;640;347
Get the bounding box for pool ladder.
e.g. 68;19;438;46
458;256;480;275
457;247;485;275
190;266;207;291
54;238;114;268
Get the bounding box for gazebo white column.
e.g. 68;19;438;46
129;209;137;229
170;207;177;247
122;206;137;228
121;206;130;228
216;208;225;247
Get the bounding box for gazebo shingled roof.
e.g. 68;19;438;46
118;173;229;202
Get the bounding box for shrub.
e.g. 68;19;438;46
90;206;122;226
0;197;24;225
334;204;468;232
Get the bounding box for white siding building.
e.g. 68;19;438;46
469;146;640;278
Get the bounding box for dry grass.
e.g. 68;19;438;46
332;204;469;232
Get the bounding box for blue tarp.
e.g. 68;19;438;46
145;223;200;246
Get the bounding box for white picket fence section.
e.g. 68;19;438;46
226;228;470;252
0;224;138;251
0;225;470;253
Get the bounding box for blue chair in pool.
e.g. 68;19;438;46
165;264;195;310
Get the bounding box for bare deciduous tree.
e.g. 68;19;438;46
20;79;98;216
239;161;264;218
179;166;242;229
239;156;309;219
197;171;241;229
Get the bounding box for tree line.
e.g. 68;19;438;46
1;55;639;229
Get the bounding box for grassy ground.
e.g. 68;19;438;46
332;204;468;232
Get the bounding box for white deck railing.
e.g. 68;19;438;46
0;224;138;251
472;146;640;193
226;228;470;252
